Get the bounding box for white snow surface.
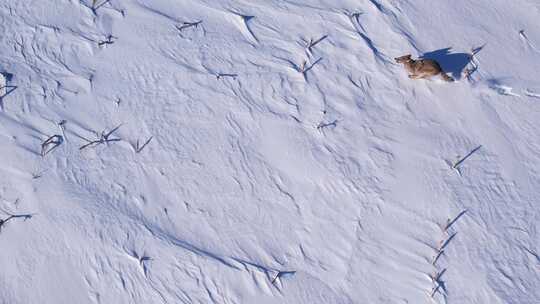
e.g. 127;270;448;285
1;0;539;303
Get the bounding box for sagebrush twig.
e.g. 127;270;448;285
429;283;440;298
270;270;296;286
58;120;68;142
0;213;34;233
317;119;338;130
304;35;328;57
453;145;482;169
41;134;63;157
32;169;48;179
431;249;444;266
176;21;202;32
135;136;153;153
440;209;467;233
91;0;111;13
79;124;123;150
436;232;457;253
429;268;446;284
295;58;322;81
216;73;238;80
98;34;117;46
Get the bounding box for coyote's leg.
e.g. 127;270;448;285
440;72;455;82
409;74;420;79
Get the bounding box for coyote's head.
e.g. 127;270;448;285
395;54;412;63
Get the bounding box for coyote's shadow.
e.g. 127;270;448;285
420;48;471;80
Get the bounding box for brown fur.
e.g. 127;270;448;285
395;54;454;82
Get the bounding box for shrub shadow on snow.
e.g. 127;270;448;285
0;71;17;110
420;48;471;80
0;86;17;97
1;71;13;82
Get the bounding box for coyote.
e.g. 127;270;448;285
395;54;454;82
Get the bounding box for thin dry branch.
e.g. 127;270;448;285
135;136;153;153
216;73;238;80
41;134;63;157
79;124;123;150
0;213;34;233
175;21;202;32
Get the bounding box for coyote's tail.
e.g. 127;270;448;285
441;72;454;82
